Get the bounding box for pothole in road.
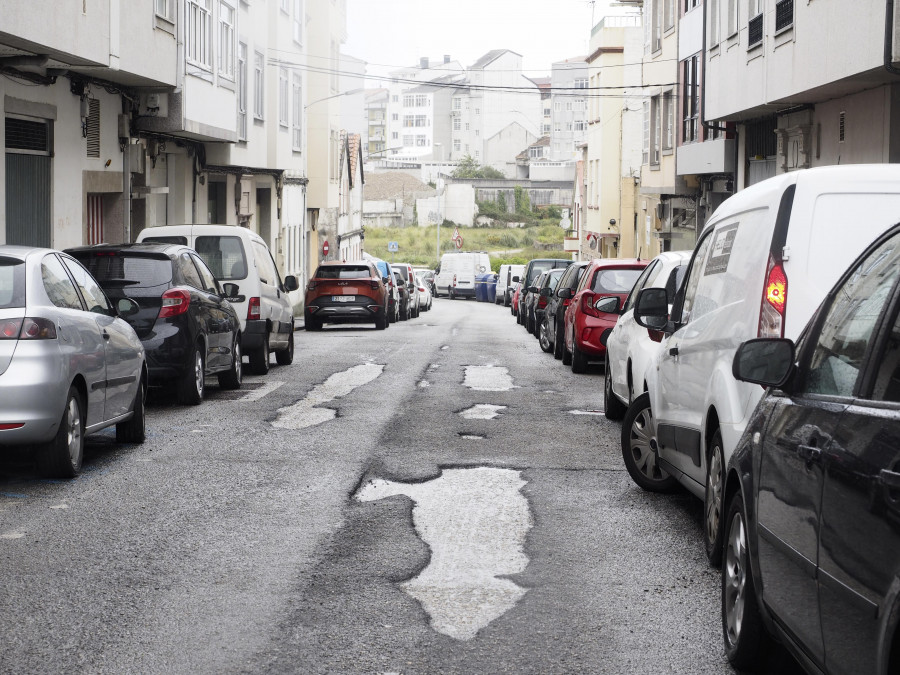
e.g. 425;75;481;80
272;363;384;430
463;365;516;392
355;467;531;641
458;404;506;420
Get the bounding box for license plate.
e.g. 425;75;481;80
332;295;355;302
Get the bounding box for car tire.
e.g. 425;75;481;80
37;386;84;479
553;322;564;360
218;337;243;389
621;393;678;492
249;337;270;376
178;343;205;405
305;319;323;332
604;360;628;420
375;313;387;330
562;335;572;365
571;343;588;374
538;320;553;353
400;303;409;321
275;331;294;366
722;489;770;670
705;429;726;567
116;376;147;444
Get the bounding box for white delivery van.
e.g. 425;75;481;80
136;224;298;375
434;251;491;299
496;264;525;306
625;164;900;564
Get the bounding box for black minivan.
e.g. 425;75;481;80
67;243;243;405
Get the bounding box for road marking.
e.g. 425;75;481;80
357;467;530;641
1;532;25;539
460;434;485;440
459;404;506;420
463;365;516;391
569;409;605;416
272;363;384;430
242;380;285;402
49;504;69;510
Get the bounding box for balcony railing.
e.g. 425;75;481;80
775;0;793;31
748;13;763;47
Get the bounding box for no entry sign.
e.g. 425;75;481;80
322;240;330;256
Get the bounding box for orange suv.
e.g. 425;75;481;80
305;261;389;331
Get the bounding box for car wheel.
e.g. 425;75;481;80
604;359;628;420
449;288;455;300
249;336;270;376
621;392;678;492
116;376;147;443
538;320;553;353
305;319;323;332
400;303;409;320
218;337;243;389
553;322;564;360
705;430;726;567
571;342;588;374
562;334;572;365
722;490;769;670
178;343;205;405
375;313;387;330
37;386;84;478
275;331;294;366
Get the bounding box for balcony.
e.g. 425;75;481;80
748;13;763;48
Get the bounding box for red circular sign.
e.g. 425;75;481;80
322;240;330;256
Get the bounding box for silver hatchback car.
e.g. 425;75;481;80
0;247;147;477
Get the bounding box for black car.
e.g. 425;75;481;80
722;222;900;674
517;258;572;332
534;268;565;349
542;261;589;360
67;243;242;405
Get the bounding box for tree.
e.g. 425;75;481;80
497;191;508;213
514;185;530;216
451;154;506;179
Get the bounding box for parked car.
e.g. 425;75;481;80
542;260;590;360
137;224;298;375
623;164;900;565
370;258;399;324
415;273;433;311
68;243;243;405
304;261;389;331
520;271;545;334
496;263;525;306
562;259;647;373
511;281;522;317
393;263;420;318
721;222;900;674
413;267;435;296
0;246;146;478
434;251;491;298
394;270;411;321
533;268;565;346
602;250;690;419
516;258;572;328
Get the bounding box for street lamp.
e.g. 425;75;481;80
304;87;365;110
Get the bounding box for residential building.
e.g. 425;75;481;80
364;88;389;159
337;133;364;261
549;57;589;162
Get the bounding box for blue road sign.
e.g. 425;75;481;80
388;241;399;252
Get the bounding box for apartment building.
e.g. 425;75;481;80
364;88;389;159
549;57;589;162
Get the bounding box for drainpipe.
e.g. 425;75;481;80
885;0;900;75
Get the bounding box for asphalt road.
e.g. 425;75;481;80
0;298;800;674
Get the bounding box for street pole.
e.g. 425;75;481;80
436;220;440;262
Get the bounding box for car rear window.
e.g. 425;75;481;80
77;253;173;289
195;236;248;281
592;268;644;294
315;265;372;279
0;257;25;309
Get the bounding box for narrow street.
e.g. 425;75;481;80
2;299;732;674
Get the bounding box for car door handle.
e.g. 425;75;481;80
797;444;822;466
669;346;679;356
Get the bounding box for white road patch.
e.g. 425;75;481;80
242;380;285;402
49;504;69;510
417;380;430;388
1;532;25;539
460;434;485;440
463;365;516;392
440;345;449;351
356;467;531;641
569;409;605;416
459;404;507;420
272;363;384;430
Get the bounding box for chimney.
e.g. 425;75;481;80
420;57;429;69
444;55;451;64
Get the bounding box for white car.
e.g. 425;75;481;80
415;274;432;311
603;250;690;419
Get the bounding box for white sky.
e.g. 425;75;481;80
343;0;635;81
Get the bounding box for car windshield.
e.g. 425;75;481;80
194;236;248;281
0;257;25;309
592;268;643;293
527;260;567;286
77;254;172;289
545;269;564;290
315;265;371;279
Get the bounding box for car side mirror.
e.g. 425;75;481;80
633;288;669;331
116;297;139;317
284;275;299;292
594;296;620;314
539;287;552;297
512;275;520;283
557;287;572;300
222;282;242;300
733;338;795;388
382;276;390;285
528;285;539;294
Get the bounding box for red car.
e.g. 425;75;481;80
562;258;648;373
305;261;389;331
510;281;523;316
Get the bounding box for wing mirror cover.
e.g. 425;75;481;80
633;288;669;331
284;275;299;292
594;296;621;314
732;338;795;388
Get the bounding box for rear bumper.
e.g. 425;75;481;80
241;319;268;350
575;319;615;357
0;346;69;446
451;287;476;297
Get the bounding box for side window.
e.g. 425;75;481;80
190;253;220;294
806;233;900;397
61;256;113;315
678;232;715;324
624;260;659;313
42;255;83;310
252;241;281;288
177;253;204;290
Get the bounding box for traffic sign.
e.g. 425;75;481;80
322;240;330;256
388;241;399;252
455;236;463;249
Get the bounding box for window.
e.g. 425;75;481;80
465;122;470;131
292;73;302;150
254;51;265;119
677;232;715;324
544;107;551;116
280;0;289;11
237;43;247;139
642;100;650;164
748;0;763;46
177;253;205;290
575;78;589;89
41;255;82;310
415;115;427;127
392;95;399;103
403;115;414;127
662;90;674;151
453;117;460;131
293;0;303;43
85;99;100;158
155;0;175;22
542;123;551;133
453;139;461;151
218;1;235;79
775;0;794;31
392;113;398;121
566;101;573;111
709;0;719;45
403;95;414;107
682;55;699;143
726;0;738;37
403;135;414;145
415;95;427;107
453;98;461;110
664;0;675;30
575;120;586;132
278;67;289;127
416;136;427;147
190;254;220;294
650;95;661;165
392;132;398;140
186;0;212;69
651;0;663;51
684;0;699;8
554;101;562;111
61;257;113;315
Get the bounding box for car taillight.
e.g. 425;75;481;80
0;423;25;430
537;295;548;310
370;280;379;290
581;292;600;318
307;280;317;292
453;274;457;287
758;256;787;338
2;317;57;340
247;296;261;321
0;318;22;339
159;288;191;319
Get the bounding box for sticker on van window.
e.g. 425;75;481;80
704;224;738;276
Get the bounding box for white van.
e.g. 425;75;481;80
624;164;900;564
496;264;525;306
434;251;491;299
136;224;298;375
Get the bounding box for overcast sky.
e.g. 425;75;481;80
343;0;636;80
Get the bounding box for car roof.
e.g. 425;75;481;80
66;242;187;257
